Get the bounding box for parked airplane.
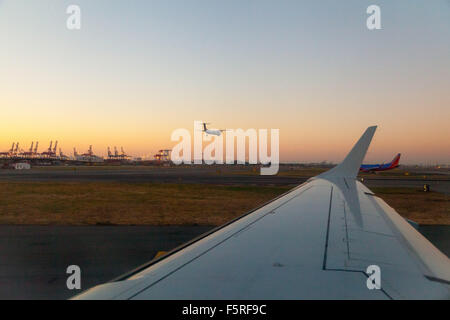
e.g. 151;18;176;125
360;153;401;172
75;128;449;300
201;122;226;136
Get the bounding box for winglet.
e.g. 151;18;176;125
318;126;377;179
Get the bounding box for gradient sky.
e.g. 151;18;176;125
0;0;449;163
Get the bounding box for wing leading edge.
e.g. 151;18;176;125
74;126;449;300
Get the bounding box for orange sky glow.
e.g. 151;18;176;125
0;1;449;164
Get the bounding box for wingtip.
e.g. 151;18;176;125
363;125;377;135
318;126;377;179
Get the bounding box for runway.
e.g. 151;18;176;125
0;225;212;300
1;167;449;194
362;178;450;195
0;168;302;185
0;225;448;300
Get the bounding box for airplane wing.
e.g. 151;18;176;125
74;126;450;300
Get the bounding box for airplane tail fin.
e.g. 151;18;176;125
389;153;401;168
318;126;377;179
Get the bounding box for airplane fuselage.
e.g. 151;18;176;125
360;153;401;172
360;163;399;172
204;129;222;136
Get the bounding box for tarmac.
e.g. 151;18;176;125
0;225;212;300
0;167;449;194
0;167;301;185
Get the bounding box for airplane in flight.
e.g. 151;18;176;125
360;153;401;173
75;127;449;299
201;122;226;136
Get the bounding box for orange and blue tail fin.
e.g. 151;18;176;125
390;153;401;168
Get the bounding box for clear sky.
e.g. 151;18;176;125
0;0;449;164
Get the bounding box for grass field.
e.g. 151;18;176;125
0;182;447;225
371;187;449;225
0;182;290;225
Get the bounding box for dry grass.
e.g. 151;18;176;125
0;182;290;226
0;182;447;226
372;187;449;225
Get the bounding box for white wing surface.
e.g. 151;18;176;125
75;127;449;300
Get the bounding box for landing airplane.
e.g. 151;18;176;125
75;127;449;299
360;153;401;172
201;122;226;136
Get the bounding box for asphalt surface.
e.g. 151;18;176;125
362;178;450;195
0;168;303;185
0;225;213;300
419;225;450;258
1;168;449;194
